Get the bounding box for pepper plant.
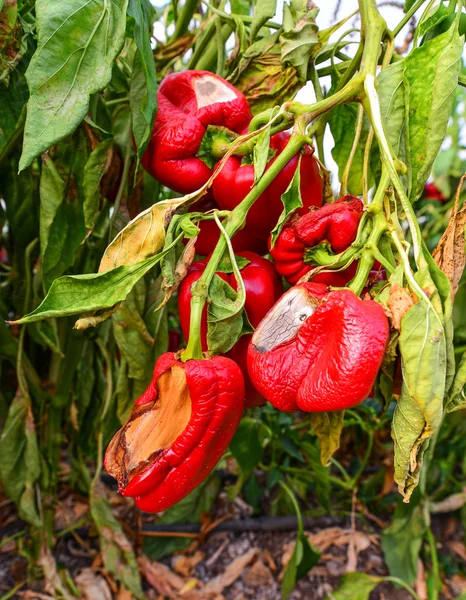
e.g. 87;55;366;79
1;0;466;597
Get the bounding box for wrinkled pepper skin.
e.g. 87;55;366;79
141;71;252;194
104;353;244;513
247;283;389;413
187;197;267;256
178;252;282;408
212;132;323;240
270;196;364;285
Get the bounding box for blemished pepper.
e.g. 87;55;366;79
104;352;244;513
178;252;283;408
141;71;252;194
270;195;364;285
212;132;324;240
247;283;389;413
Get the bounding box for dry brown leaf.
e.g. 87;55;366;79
432;173;466;296
19;592;56;600
449;573;466;595
158;236;198;311
243;559;273;587
116;586;134;600
430;489;466;513
54;497;88;531
38;544;73;600
138;555;185;598
447;541;466;562
261;550;277;573
172;551;205;577
387;284;415;331
203;548;258;595
75;569;113;600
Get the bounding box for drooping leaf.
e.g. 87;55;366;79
310;410;345;466
253;120;273;183
83;138;113;230
9;253;165;325
280;1;320;82
404;23;463;201
391;271;446;500
250;0;277;42
325;572;382;600
128;0;157;157
19;0;129;170
381;500;427;584
270;156;302;247
230;417;264;473
0;394;41;527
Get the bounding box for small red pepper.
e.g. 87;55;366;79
186;197;267;256
178;252;282;408
141;71;252;194
212;132;323;240
247;283;389;413
423;182;446;202
270;196;364;285
104;352;244;512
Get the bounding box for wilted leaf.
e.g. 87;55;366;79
432;175;466;296
310;410;345;466
270;156;302;247
391;272;446;500
280;2;320;82
404;23;463;201
0;0;24;85
83;138;113;230
128;0;157;157
387;283;415;331
19;0;129;170
158;236;197;310
250;0;277;41
99;197;190;272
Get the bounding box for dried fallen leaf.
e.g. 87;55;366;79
449;573;466;596
203;548;258;595
415;559;428;600
387;284;415;331
38;544;73;599
172;551;205;577
243;559;273;587
432;173;466;296
75;569;113;600
116;586;134;600
138;556;185;598
447;541;466;562
430;489;466;513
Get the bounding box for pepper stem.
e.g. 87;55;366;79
181;134;308;362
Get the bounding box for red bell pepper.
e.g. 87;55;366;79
104;352;244;513
247;282;389;412
178;251;283;407
212;132;324;240
141;71;252;194
270;195;364;285
186;197;267;256
423;182;446;202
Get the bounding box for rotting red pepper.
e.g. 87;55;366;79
247;283;389;413
186;197;267;256
178;252;282;408
270;195;364;285
212;132;324;240
104;352;244;513
141;70;252;194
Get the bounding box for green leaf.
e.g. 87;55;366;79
216;254;251;273
381;501;426;584
250;0;277;41
404;23;463;201
310;410;345;466
253;121;273;183
378;61;406;158
207;273;249;354
391;271;446;500
230;417;264;473
128;0;158;157
329;103;376;196
0;394;41;527
446;350;466;412
19;0;129;170
0;69;27;154
10;253;165;325
325;572;382;600
419;2;450;38
39;154;65;264
280;2;320;82
143;475;221;560
270;155;302;247
83;138;113;230
90;485;143;598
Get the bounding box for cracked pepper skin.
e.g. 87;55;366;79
104;353;244;513
247;283;390;413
